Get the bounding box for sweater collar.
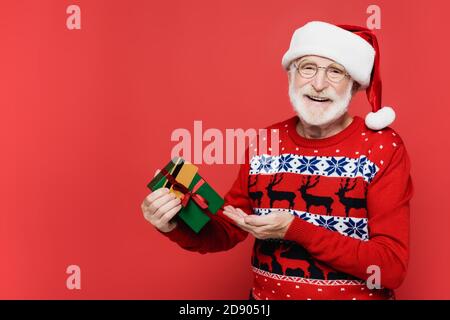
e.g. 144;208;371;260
286;115;364;148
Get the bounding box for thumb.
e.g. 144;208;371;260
154;169;161;177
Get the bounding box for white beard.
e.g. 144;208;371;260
288;75;354;127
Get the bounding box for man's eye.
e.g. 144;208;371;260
330;68;344;74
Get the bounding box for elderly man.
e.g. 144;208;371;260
141;21;414;300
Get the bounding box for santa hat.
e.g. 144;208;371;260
281;21;395;130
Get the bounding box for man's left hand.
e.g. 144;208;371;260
223;205;295;240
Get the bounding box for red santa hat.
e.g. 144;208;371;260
281;21;395;130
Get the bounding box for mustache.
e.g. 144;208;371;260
297;84;339;101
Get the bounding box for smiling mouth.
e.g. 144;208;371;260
305;95;332;103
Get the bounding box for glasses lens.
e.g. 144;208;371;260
298;63;317;78
326;67;346;82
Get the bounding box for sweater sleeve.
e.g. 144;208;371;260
283;142;414;289
156;162;253;254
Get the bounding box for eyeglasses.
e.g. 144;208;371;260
293;61;350;83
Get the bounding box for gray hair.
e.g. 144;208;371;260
287;62;297;81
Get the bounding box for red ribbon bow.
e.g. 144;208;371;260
160;169;209;210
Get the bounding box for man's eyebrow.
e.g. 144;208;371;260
297;58;313;64
328;63;345;70
297;58;345;69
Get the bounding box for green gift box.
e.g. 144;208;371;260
147;157;224;233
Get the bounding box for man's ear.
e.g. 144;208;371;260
351;81;361;95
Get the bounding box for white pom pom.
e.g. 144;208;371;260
365;106;396;130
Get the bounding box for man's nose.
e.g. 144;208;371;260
311;68;329;92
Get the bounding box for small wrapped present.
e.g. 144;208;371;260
147;157;224;233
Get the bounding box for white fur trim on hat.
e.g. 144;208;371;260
282;21;376;89
365;106;396;130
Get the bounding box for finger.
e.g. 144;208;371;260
154;196;181;219
234;208;247;218
146;193;176;216
141;201;148;212
223;205;235;211
223;210;250;229
145;187;170;204
154;169;161;177
224;211;255;233
232;219;254;233
223;208;244;223
142;200;155;216
159;204;182;225
223;205;247;217
223;209;240;222
224;206;247;218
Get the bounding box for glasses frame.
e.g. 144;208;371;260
293;61;350;83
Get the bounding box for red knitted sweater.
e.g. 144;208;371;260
159;115;414;300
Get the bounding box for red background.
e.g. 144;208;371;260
0;0;449;299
